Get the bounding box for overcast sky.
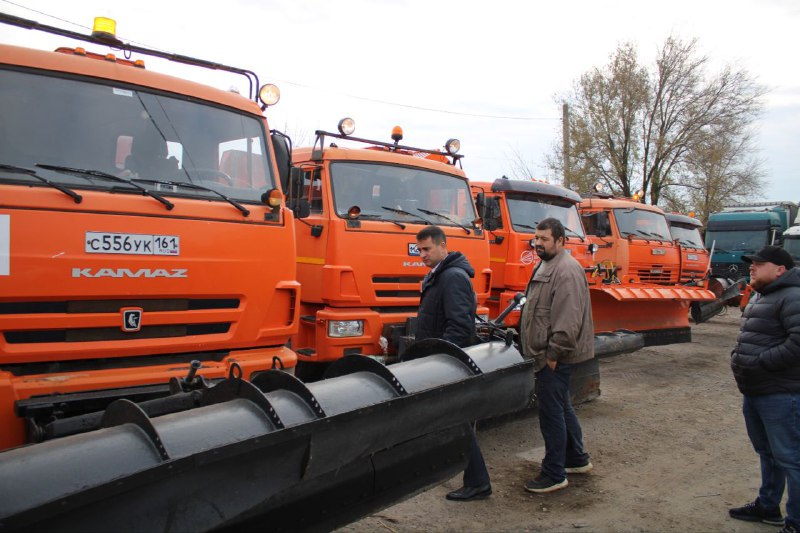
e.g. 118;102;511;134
2;0;798;203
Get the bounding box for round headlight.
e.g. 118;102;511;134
338;117;356;136
347;205;362;219
445;138;461;155
259;84;281;107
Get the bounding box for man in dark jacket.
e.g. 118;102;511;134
729;245;800;533
414;226;489;501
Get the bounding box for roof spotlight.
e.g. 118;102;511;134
258;84;280;107
338;117;356;136
445;138;461;155
592;182;605;193
632;189;644;202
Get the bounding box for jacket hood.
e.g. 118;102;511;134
436;251;475;278
760;267;800;295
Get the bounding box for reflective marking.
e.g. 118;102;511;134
0;214;9;275
296;256;325;265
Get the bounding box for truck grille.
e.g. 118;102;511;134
1;298;239;344
0;298;239;314
631;263;678;284
711;262;747;279
372;275;423;299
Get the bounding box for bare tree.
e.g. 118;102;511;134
505;144;538;180
551;36;766;208
675;126;766;224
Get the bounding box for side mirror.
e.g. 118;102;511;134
288;167;306;199
290;198;311;219
270;130;292;193
475;192;485;214
483;196;502;231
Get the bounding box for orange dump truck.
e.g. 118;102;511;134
579;194;715;344
0;14;299;449
287;121;491;378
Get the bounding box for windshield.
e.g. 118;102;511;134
329;162;477;228
614;208;671;241
783;238;800;261
0;68;274;203
506;194;584;237
704;230;769;253
669;223;704;248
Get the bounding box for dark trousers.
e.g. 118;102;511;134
743;393;800;528
536;362;589;483
462;423;490;487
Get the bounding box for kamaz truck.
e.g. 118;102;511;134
706;201;798;283
286;120;491;379
0;13;299;450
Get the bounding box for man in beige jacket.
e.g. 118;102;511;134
519;217;594;493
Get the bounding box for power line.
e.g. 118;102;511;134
3;1;559;122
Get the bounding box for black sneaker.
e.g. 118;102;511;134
564;461;593;474
729;500;784;526
524;474;568;493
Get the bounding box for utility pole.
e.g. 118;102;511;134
562;103;571;189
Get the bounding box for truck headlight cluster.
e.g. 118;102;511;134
328;320;364;338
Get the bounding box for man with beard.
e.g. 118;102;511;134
729;245;800;533
519;217;594;493
413;225;491;501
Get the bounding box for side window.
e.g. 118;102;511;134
582;211;611;237
582;212;600;235
307;169;324;214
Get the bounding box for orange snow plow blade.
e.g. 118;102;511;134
590;284;715;347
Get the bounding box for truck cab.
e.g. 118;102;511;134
579;196;680;284
706;201;798;283
287;121;490;375
783;225;800;266
471;178;594;327
0;15;299;449
665;212;708;285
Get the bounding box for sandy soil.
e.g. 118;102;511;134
340;309;784;533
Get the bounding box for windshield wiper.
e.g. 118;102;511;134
564;226;584;242
0;163;82;203
621;230;653;241
418;208;471;234
132;179;250;216
381;206;431;226
36;164;174;210
514;222;538;232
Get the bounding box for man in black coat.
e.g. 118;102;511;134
414;226;490;501
729;245;800;533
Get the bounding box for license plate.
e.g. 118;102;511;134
85;232;180;255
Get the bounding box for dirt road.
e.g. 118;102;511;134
341;310;782;532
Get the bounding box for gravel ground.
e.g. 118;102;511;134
340;309;784;532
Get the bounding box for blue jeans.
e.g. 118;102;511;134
536;363;590;483
743;393;800;528
463;423;490;487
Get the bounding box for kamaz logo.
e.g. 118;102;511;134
72;268;188;278
403;261;426;267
